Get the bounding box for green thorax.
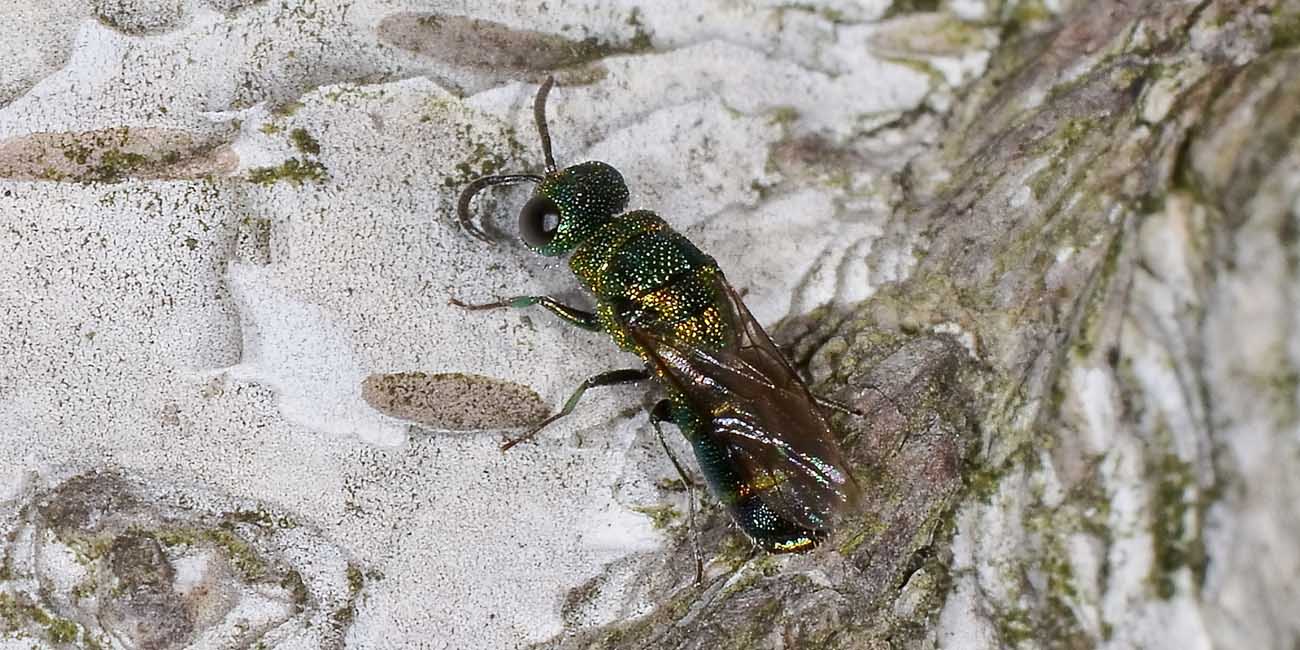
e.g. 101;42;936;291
567;210;734;358
526;160;735;359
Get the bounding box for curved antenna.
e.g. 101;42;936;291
453;77;557;242
534;75;557;173
456;173;543;242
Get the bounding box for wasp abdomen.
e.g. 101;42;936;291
688;417;825;553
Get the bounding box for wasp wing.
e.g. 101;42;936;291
625;273;860;531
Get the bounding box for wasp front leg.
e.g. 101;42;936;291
449;295;601;332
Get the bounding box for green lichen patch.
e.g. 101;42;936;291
438;122;528;191
346;563;365;595
993;606;1035;647
835;507;891;556
222;507;297;530
12;473;341;646
0;592;26;630
1271;9;1300;49
280;570;310;610
964;456;1012;502
631;504;680;529
331;603;355;629
45;617;78;644
93;1;185;35
883;0;941;19
209;529;268;581
1001;0;1056;39
768;106;800;127
1258;353;1300;428
447;143;508;186
0;592;86;645
87;149;150;183
988;526;1096;647
246;158;327;186
272;101;304;117
157;526;267;581
711;531;757;571
63;533;117;565
329;562;372;635
1147;452;1208;599
289;128;321;155
0;127;234;183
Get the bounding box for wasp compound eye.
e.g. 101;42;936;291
519;195;562;247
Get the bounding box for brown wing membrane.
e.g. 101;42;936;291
625;273;860;530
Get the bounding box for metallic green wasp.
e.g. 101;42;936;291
454;77;860;556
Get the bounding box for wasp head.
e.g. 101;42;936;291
456;77;629;256
519;161;628;256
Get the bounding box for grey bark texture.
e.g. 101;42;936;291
0;0;1297;648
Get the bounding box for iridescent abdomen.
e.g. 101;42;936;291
665;399;824;553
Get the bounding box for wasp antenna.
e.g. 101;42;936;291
456;173;544;242
534;75;557;173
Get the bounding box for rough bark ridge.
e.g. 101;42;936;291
544;1;1300;648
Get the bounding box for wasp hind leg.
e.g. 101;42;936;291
500;368;650;451
650;399;704;585
450;295;601;332
814;394;864;417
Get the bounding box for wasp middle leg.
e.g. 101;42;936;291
501;368;650;451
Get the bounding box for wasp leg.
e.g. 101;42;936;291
814;394;865;417
450;295;601;332
501;368;650;451
650;399;704;586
